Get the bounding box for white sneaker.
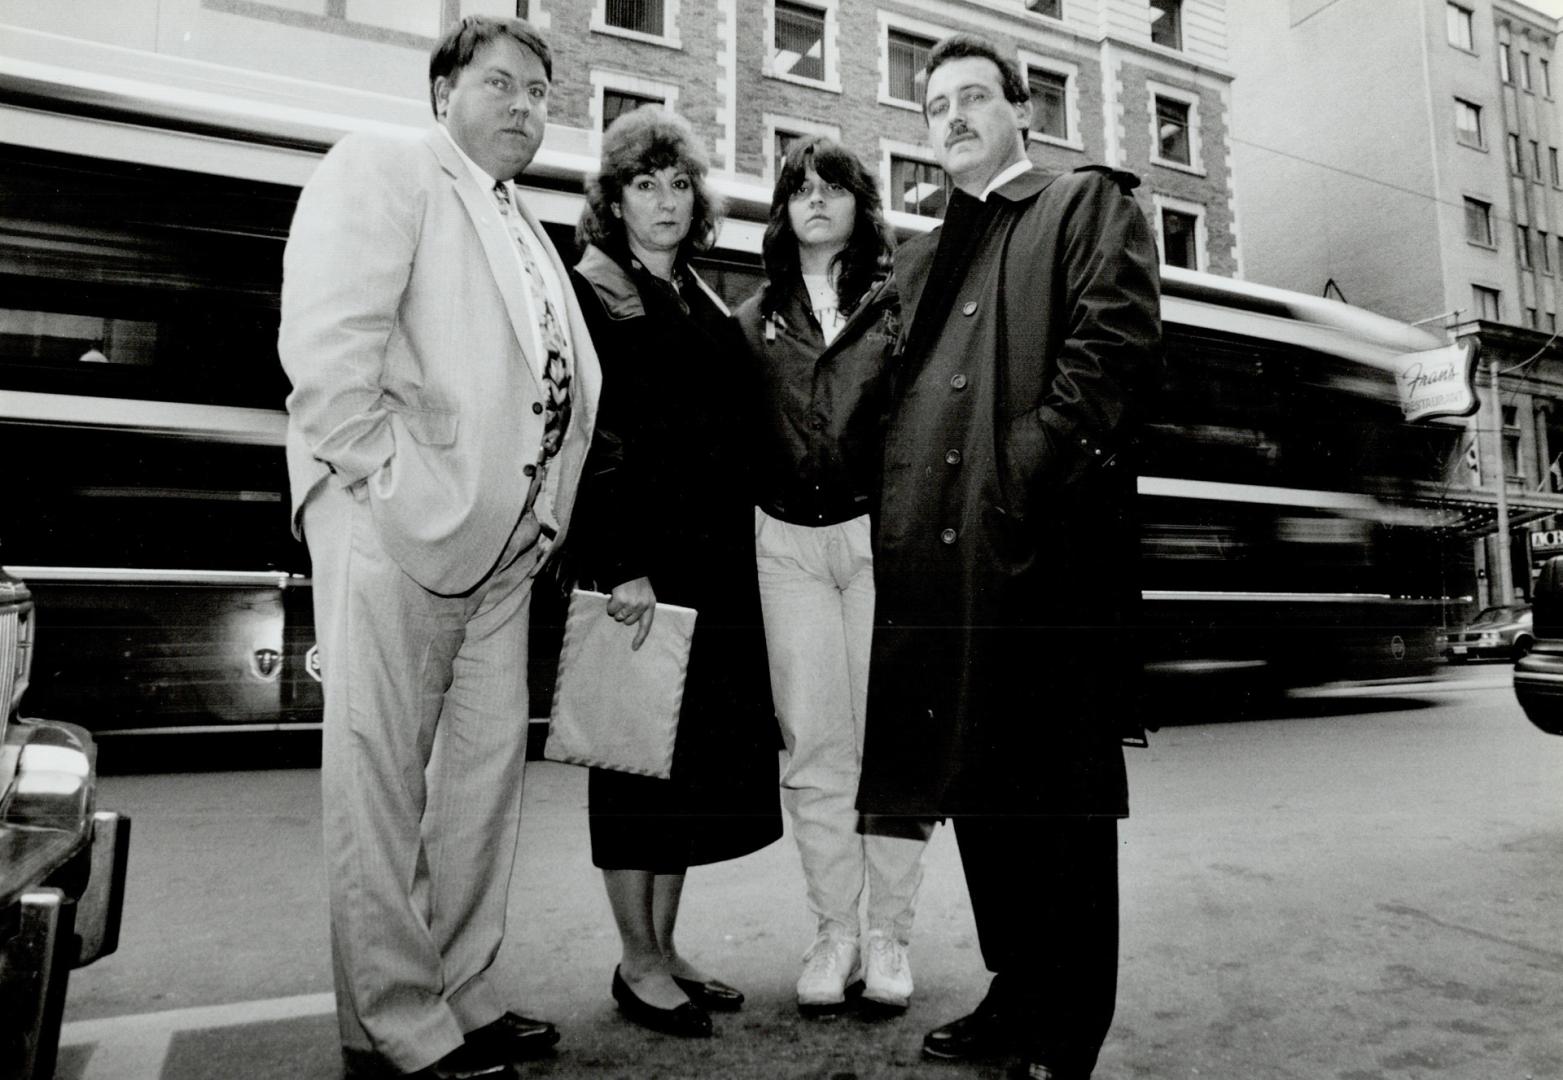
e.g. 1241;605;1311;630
796;934;859;1009
861;929;913;1009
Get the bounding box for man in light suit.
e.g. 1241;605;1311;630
278;16;599;1080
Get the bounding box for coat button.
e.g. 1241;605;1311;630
961;300;978;316
532;401;544;414
940;528;958;544
945;449;962;465
523;464;537;477
950;373;968;390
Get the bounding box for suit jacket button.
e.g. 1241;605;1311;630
532;401;544;414
945;449;962;465
961;300;978;316
950;373;968;390
940;528;958;545
523;464;537;477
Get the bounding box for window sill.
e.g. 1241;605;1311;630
877;92;923;113
590;21;682;50
1151;156;1206;178
1029;131;1084;153
1467;240;1499;251
764;70;842;94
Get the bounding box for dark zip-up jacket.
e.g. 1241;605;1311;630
734;275;901;526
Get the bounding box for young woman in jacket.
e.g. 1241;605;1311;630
734;136;929;1015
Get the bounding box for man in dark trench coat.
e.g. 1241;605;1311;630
855;33;1162;1080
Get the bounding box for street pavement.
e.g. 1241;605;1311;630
56;665;1563;1079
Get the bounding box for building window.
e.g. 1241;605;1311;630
1500;43;1512;83
1523;51;1533;91
1029;69;1069;140
1156;97;1191;165
773;1;827;82
516;0;529;17
1473;284;1501;320
1027;0;1062;16
599;0;669;39
603;89;663;130
1149;0;1182;50
1529;307;1541;328
1161;208;1198;268
1542;231;1553;273
1553;147;1561;185
1465;197;1493;245
773;130;802;178
1447;3;1474;49
1533;140;1544;179
1519;225;1533;269
887;29;935;104
1508;132;1523;174
1455;98;1484;148
890;156;946;218
1544;57;1553;97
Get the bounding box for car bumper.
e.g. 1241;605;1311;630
1;717;131;1079
1514;645;1563;736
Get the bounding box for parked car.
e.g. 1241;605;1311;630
1515;557;1563;737
1438;603;1535;662
0;566;130;1079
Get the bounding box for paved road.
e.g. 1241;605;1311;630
58;669;1563;1079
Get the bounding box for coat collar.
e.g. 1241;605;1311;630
985;165;1055;205
573;244;644;320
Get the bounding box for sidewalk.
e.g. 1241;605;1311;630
59;680;1563;1079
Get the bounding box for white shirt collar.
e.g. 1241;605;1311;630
438;123;506;194
978;158;1034;202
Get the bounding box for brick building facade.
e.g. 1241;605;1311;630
0;0;1237;275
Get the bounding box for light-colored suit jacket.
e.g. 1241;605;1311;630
279;128;601;595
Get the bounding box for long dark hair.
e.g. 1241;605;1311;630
761;136;893;319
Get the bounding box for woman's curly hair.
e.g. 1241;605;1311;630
761;135;893;319
577;106;724;264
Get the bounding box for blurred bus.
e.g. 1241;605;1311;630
1140;268;1469;703
1;143;1468;741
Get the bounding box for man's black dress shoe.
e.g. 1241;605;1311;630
418;1040;517;1080
465;1012;561;1061
921;1003;1012;1060
611;966;713;1037
671;974;745;1011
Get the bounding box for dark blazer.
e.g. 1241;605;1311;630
856;166;1162;819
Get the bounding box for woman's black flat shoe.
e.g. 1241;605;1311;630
611;967;713;1038
672;975;745;1011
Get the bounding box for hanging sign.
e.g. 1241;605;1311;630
1392;337;1479;422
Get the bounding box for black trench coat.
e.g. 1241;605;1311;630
856;166;1162;820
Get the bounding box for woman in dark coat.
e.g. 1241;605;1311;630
567;106;781;1039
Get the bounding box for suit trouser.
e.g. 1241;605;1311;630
755;509;928;945
954;814;1118;1077
305;482;541;1073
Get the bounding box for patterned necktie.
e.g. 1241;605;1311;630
493;181;573;462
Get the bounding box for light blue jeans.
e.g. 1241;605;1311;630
755;508;928;945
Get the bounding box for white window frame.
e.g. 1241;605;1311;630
1148;0;1183;51
877;10;951;112
589;70;681;151
1147;80;1204;175
1454;97;1484;149
880;137;944;224
764;0;841;94
761;113;842;188
1447;3;1474;51
1021;51;1082;151
1151;192;1206;271
1472;283;1501;321
1464;195;1495;248
1021;0;1063;19
591;0;682;49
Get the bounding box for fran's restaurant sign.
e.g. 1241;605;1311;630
1393;338;1479;422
